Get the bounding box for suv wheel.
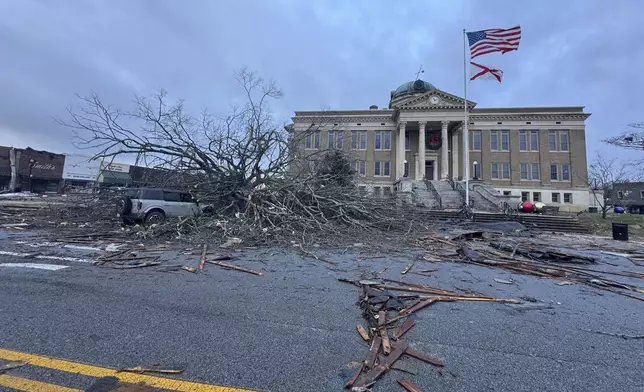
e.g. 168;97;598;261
117;196;132;215
145;210;165;225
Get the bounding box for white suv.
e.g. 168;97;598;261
116;188;201;224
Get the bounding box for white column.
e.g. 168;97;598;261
418;122;426;180
414;153;419;180
440;120;449;179
396;122;406;179
451;127;459;179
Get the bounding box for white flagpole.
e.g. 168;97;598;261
462;29;470;207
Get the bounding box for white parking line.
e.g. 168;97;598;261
0;263;69;271
14;241;102;252
0;251;93;263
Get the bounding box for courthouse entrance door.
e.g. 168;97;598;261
425;160;435;180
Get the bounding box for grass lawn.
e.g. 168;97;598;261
579;212;644;240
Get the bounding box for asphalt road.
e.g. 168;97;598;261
0;229;643;391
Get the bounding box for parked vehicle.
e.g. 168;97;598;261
116;188;200;224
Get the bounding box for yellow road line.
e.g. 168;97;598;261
0;348;260;392
0;374;82;392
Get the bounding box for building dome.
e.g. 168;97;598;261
390;80;436;101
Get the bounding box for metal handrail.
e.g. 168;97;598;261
426;180;442;209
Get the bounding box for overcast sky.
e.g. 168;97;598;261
0;0;642;163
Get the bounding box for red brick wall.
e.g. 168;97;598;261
17;148;65;180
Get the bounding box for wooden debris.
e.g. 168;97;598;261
117;366;183;374
206;260;264;276
364;336;381;369
297;244;338;265
344;363;364;389
401;263;414;274
580;329;644;340
209;254;232;261
378;310;391;354
182;266;197;273
405;348;444;367
198;243;208;272
112;262;161;269
355;341;408;388
397;378;423;392
458;245;482;262
357;324;370;341
392;318;415;340
0;361;25;374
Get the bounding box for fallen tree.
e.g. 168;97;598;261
59;68;422;243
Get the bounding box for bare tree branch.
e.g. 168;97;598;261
603;123;644;151
586;152;632;219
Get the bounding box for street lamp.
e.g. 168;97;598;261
472;160;479;180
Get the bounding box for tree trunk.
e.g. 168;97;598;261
602;207;607;219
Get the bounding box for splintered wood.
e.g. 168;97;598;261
419;233;644;302
344;278;517;390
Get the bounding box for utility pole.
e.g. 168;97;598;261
8;148;16;192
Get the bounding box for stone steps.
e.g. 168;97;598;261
430;180;463;209
473;212;590;233
415;210;589;233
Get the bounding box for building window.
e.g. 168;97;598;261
490;131;499;151
530;131;539;151
351;131;367;150
374;186;381;196
520;163;528;180
561;164;570;181
550;164;559;180
640;190;644;199
533;192;541;202
548;131;557;151
617;191;624;199
355;160;366;177
328;131;343;149
501;131;509;151
358;186;367;194
305;131;320;149
503;191;511;196
519;131;528;151
383;187;392;196
560;131;569;151
491;163;510;180
563;193;573;203
531;163;540;180
521;163;540;180
375;131;391;150
502;163;510;179
520;131;539;152
405;135;411;151
491;130;509;151
472;131;481;151
552;193;560;203
403;161;409;177
521;191;529;202
375;161;390;177
549;130;569;152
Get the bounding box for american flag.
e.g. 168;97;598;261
470;62;503;83
466;26;521;59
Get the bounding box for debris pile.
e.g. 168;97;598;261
416;232;644;302
340;278;519;391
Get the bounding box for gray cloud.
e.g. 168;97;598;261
0;0;642;162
